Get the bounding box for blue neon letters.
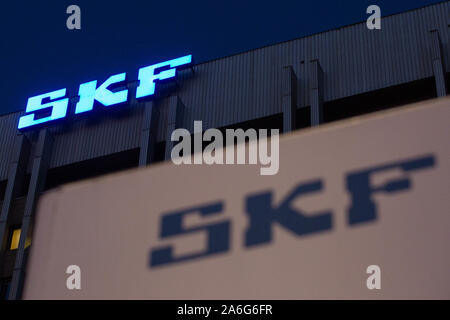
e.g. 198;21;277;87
18;55;192;129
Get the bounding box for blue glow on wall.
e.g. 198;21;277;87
136;55;192;99
17;88;69;129
17;54;192;130
75;72;128;114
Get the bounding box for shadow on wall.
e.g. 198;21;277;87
323;77;437;123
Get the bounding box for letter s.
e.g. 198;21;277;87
18;88;69;130
150;201;230;267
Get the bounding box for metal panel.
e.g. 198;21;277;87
0;113;21;180
48;101;145;168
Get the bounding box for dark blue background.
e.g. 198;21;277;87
0;0;444;115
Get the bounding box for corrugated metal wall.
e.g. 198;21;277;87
47;102;144;168
0;2;448;178
160;1;450;138
174;1;449;132
0;113;21;180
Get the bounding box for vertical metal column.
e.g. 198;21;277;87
282;66;298;133
310;59;324;126
429;30;447;97
9;129;53;300
164;96;185;160
0;134;30;276
139;101;160;167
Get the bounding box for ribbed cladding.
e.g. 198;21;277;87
0;113;21;180
152;1;449;141
299;2;448;103
429;1;450;70
155;95;170;142
48;97;145;169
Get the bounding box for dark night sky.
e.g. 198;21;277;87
0;0;445;115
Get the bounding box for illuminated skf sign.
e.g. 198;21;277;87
18;55;192;130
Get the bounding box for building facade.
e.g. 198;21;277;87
0;2;449;299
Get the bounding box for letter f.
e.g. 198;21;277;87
136;55;192;99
